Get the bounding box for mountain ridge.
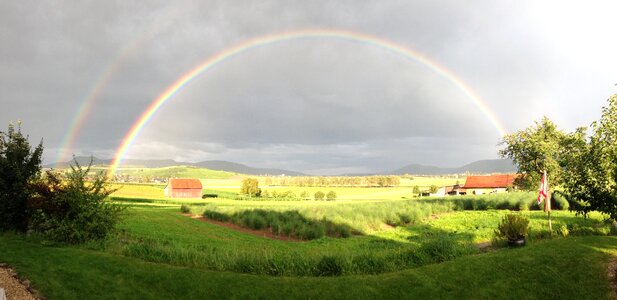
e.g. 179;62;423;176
47;157;516;176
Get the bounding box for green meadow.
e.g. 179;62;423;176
3;175;617;298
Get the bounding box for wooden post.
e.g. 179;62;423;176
547;189;552;231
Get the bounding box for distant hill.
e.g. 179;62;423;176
47;157;305;176
193;160;305;176
390;159;517;175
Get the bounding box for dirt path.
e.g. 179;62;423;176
185;214;304;242
0;264;39;300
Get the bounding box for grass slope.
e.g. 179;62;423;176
0;235;615;299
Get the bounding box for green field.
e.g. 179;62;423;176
111;165;238;180
1;205;616;298
3;178;617;298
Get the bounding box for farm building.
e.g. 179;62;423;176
431;184;465;197
164;178;203;198
462;174;516;195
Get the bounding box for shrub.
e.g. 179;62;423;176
315;256;343;276
201;193;218;199
29;159;125;244
314;191;325;201
326;191;337;201
202;210;231;222
556;224;569;237
180;205;191;214
420;236;464;263
495;214;529;241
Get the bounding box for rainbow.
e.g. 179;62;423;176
55;5;187;166
109;28;507;177
54;35;150;167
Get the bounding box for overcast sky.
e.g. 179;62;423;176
1;1;616;174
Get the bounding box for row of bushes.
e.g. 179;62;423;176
115;233;475;276
202;209;356;240
441;191;569;211
233;190;338;201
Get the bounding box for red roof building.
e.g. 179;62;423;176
463;174;516;194
164;178;203;198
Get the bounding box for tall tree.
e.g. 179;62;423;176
499;117;567;190
0;122;43;232
563;94;617;219
240;178;261;197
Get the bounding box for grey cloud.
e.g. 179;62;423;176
2;1;616;172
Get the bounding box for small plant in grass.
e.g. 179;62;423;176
180;204;191;214
495;214;529;246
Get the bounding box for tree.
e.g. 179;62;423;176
412;185;420;196
314;191;325;201
240;178;261;197
562;94;617;219
429;184;438;194
0;122;43;232
499;117;568;190
326;191;337;201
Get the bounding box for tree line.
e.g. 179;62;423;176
260;175;401;187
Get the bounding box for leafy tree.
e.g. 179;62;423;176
429;184;438;193
240;178;261;197
326;191;337;201
314;191;325;201
300;191;309;200
30;158;125;243
412;185;420;195
562;94;617;219
0;122;43;232
499;117;568;190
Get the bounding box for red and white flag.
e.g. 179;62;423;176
537;170;548;205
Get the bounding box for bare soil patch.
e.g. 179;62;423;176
0;264;41;300
608;256;617;299
185;214;304;242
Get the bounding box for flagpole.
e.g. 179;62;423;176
543;170;552;231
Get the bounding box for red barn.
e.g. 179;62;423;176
164;178;203;198
463;174;516;195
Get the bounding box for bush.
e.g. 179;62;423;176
314;191;325;201
180;204;191;214
315;256;343;276
420;236;465;263
29;159;125;244
326;191;337;201
495;214;529;241
202;210;230;222
201;194;218;199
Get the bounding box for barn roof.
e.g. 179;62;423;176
168;178;202;189
463;174;516;189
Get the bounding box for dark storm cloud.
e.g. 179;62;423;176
1;1;616;173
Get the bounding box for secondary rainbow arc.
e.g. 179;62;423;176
109;28;507;177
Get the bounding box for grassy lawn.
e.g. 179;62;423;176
1;234;615;299
70;205;611;277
